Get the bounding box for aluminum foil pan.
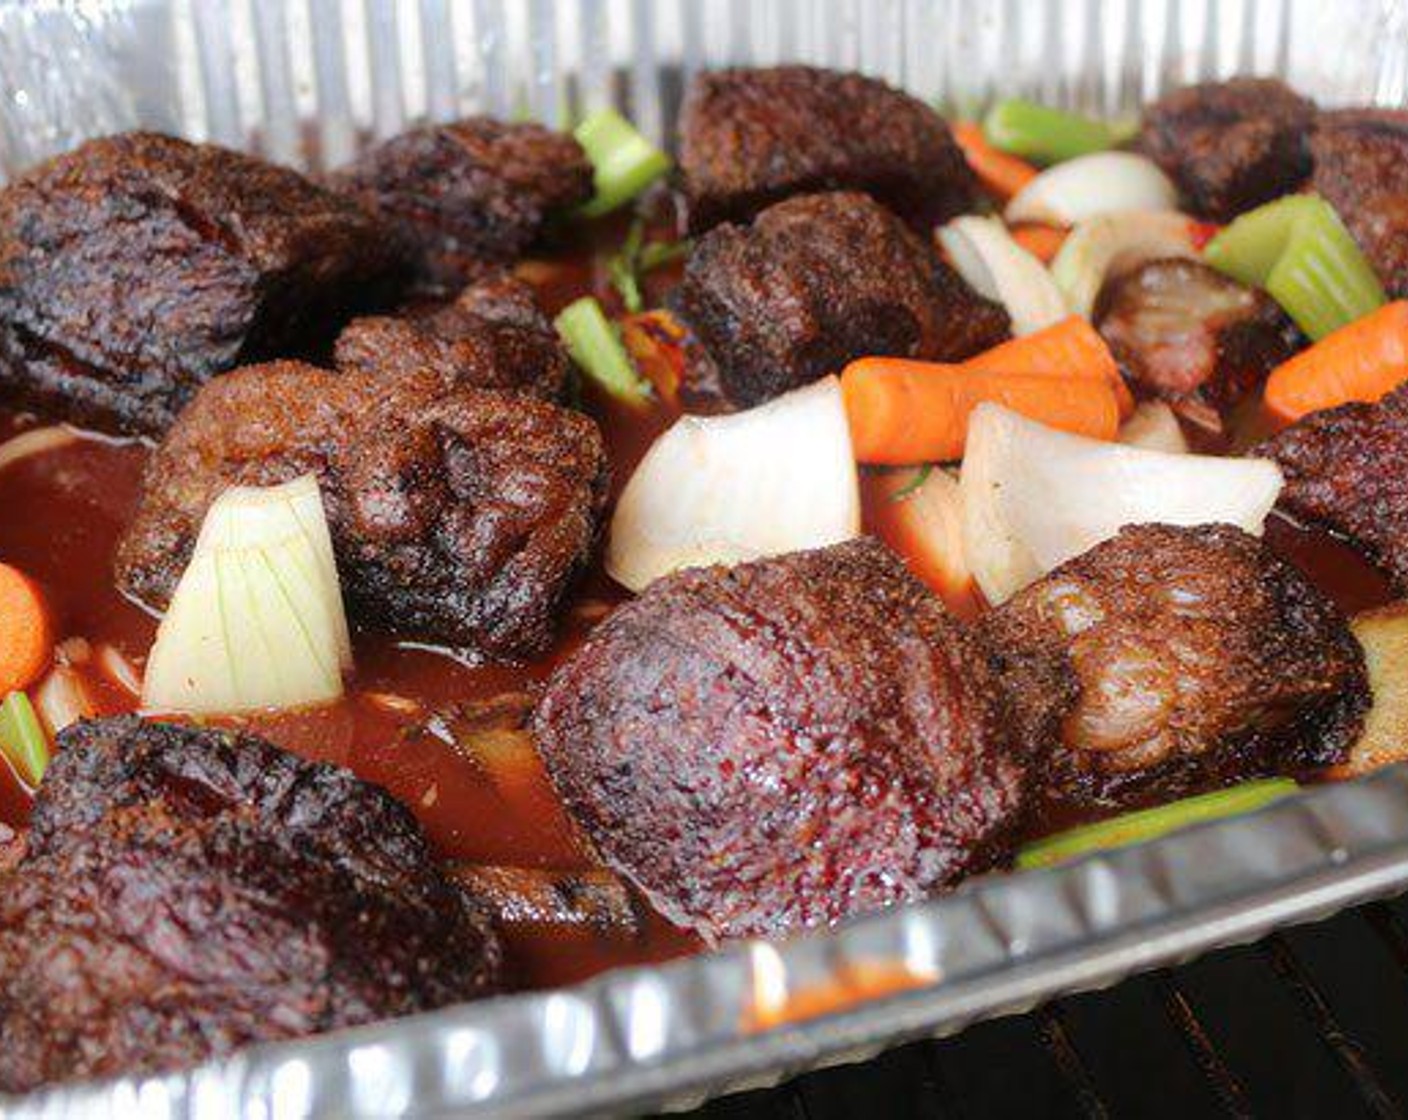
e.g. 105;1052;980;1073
4;1;1408;1116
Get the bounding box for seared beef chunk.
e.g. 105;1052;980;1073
115;360;608;660
1095;259;1300;431
675;191;1009;407
678;65;978;232
981;524;1367;810
1311;109;1408;296
1139;78;1315;221
334;275;568;398
328;118;593;291
1257;384;1408;589
533;539;1032;943
0;717;502;1093
0;132;400;435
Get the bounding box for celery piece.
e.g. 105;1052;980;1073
554;296;653;404
1017;778;1299;870
0;690;50;787
575;108;672;218
981;99;1114;164
1203;194;1318;287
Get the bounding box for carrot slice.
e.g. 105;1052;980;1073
953;121;1039;201
1263;300;1408;427
0;564;53;694
864;468;982;618
842;359;1120;464
1009;223;1068;264
620;309;687;410
963;315;1135;418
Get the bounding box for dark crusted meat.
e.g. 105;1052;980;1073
678;65;978;232
980;524;1367;810
114;360;608;661
1095;258;1300;431
334;275;569;398
1311;109;1408;297
674;191;1009;408
0;131;402;435
0;717;502;1093
1256;383;1408;590
533;538;1032;943
327;117;593;291
1138;78;1315;221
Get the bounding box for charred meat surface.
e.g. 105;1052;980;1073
533;539;1032;943
674;191;1009;407
334;275;569;398
327;118;593;291
1095;258;1300;431
1257;384;1408;590
1311;109;1408;297
678;65;978;232
0;717;502;1093
1139;78;1315;221
980;524;1367;810
0;131;401;435
114;360;609;661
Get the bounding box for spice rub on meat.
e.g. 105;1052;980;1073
0;132;401;436
114;360;608;661
674;191;1009;408
980;524;1367;810
1139;78;1315;221
334;275;569;399
533;539;1032;943
678;65;978;233
328;117;593;291
0;717;502;1093
1257;384;1408;590
1311;109;1408;297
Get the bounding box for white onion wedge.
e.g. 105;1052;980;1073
936;216;1068;336
1050;210;1201;318
607;377;860;591
0;425;78;474
32;667;95;736
1119;401;1190;454
1005;152;1179;227
960;404;1283;604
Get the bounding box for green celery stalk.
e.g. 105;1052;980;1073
1202;194;1319;287
575;109;672;218
981;99;1114;164
1017;778;1299;870
554;297;653;404
0;690;50;787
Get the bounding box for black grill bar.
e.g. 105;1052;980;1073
1036;1005;1112;1120
1150;969;1255;1118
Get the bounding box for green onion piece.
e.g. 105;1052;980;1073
1016;778;1299;870
638;239;691;272
0;690;50;788
888;464;934;502
607;218;648;312
575;109;672;218
554;296;653;404
981;99;1114;164
1204;194;1386;340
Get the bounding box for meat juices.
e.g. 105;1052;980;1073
981;524;1367;810
533;539;1033;943
335;275;569;399
0;132;400;436
114;360;608;661
1311;109;1408;297
327;118;593;291
1095;259;1300;431
675;191;1009;407
0;717;502;1093
678;65;978;232
1257;384;1408;590
1139;78;1315;221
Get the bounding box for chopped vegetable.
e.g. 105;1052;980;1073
936;216;1068;336
865;467;981;617
1005;152;1179;227
1119;400;1190;454
606;218;691;313
960;403;1284;603
1050;210;1201;318
952;121;1038;200
32;666;95;737
1331;603;1408;778
142;475;353;715
963;315;1134;418
620;309;687;409
1010;223;1068;264
1204;193;1386;340
608;377;861;591
574;108;672;218
555;296;653;406
981;99;1114;165
0;690;49;788
0;563;52;695
1262;300;1408;426
1017;779;1298;869
0;425;78;475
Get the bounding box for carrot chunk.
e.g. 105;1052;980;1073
963;315;1134;418
953;121;1039;201
0;564;53;694
1009;223;1068;264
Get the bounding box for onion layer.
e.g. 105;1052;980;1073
937;216;1068;336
